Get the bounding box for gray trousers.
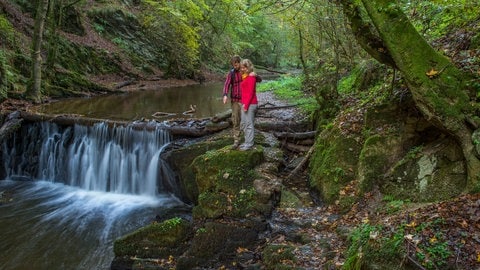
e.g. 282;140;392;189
240;104;257;147
231;102;241;144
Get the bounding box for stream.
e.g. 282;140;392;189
0;83;227;270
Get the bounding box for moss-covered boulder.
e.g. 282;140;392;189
177;219;267;269
112;217;192;268
382;138;466;202
358;134;403;193
162;134;232;203
309;125;362;204
191;145;265;219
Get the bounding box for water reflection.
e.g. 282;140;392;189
35;83;230;121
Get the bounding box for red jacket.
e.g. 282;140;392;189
240;75;258;111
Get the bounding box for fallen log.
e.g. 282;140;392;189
281;142;310;153
258;104;297;110
18;111;230;137
273;130;317;140
255;119;310;133
212;109;232;123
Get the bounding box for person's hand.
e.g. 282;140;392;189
223;96;228;104
249;72;256;76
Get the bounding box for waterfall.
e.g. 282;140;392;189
2;121;178;197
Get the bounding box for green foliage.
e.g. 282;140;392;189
382;195;409;214
257;75;318;116
141;0;200;78
403;218;453;269
0;49;9;100
401;0;479;40
343;224;404;270
0;15;16;48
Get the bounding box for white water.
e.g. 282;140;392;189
0;122;188;269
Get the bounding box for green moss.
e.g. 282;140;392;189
309;127;362;203
343;224;404;270
0;15;16;47
113;217;192;258
191;145;265;218
45;69;110;98
358;135;402;193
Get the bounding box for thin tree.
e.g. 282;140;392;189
26;0;50;103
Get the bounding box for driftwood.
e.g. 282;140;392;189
182;104;197;115
115;79;135;89
152;112;176;118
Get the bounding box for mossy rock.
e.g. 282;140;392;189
358;134;403;193
162;134;232;203
177;219;265;268
191;145;264;219
279;188;304;209
309;126;362;203
382;138;466;202
113;217;192;258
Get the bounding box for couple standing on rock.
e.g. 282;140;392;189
222;55;262;151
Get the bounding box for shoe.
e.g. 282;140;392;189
238;144;253;151
231;142;240;150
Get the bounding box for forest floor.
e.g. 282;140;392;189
256;91;480;270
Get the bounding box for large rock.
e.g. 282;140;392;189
309;100;469;207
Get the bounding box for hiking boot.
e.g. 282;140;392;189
231;142;240;150
238;144;253;151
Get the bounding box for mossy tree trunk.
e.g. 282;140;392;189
26;0;50;103
341;0;480;192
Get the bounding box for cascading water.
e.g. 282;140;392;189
0;121;189;270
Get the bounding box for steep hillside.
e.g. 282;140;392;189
0;0;217;103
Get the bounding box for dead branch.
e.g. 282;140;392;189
258;104;297;110
182;104;197;115
285;145;314;182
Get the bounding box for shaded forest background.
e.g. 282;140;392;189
0;0;478;104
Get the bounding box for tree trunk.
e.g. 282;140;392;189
26;0;49;103
354;0;480;191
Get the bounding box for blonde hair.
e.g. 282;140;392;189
240;59;254;73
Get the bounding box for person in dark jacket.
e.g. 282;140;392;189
222;55;243;149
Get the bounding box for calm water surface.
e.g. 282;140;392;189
34;82;230;120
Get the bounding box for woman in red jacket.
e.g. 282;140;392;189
238;59;258;151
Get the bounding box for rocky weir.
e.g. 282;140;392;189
0;93;312;269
